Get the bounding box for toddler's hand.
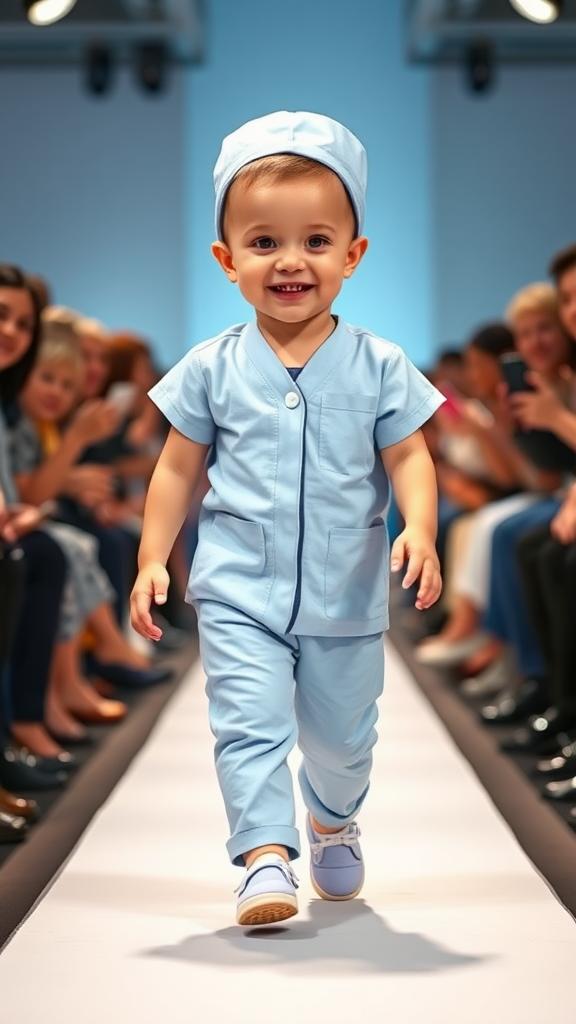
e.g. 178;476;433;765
130;562;170;641
390;528;442;611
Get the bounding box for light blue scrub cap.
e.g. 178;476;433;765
213;110;367;240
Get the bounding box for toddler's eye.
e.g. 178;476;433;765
253;237;277;250
307;236;328;249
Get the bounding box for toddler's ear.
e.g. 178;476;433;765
212;241;238;282
343;236;369;278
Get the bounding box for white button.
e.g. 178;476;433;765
285;391;300;409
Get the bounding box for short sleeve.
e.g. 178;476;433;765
148;350;216;446
374;346;445;450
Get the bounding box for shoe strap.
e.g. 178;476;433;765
309;822;361;854
235;856;299;894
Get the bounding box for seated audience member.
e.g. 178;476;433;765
0;266;69;785
416;282;576;670
9;322;173;738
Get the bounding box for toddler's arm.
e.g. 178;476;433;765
130;427;209;640
381;429;442;611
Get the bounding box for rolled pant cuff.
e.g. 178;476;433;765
227;826;301;867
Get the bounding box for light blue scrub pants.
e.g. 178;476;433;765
196;600;385;866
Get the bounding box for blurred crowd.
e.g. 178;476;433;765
0;264;197;844
394;241;576;833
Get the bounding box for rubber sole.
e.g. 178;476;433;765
310;867;365;902
236;892;298;927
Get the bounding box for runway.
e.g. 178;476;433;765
1;640;574;1023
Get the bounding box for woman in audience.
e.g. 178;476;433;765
0;265;70;781
416;283;575;669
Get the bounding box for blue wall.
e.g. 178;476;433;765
0;66;186;366
185;0;433;365
1;2;575;372
432;63;576;348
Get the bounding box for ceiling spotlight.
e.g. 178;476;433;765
136;42;168;94
465;41;494;94
85;46;114;96
508;0;562;23
24;0;78;26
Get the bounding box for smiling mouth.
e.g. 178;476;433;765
270;284;313;293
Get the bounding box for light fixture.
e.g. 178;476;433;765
85;46;114;96
136;42;168;94
509;0;562;24
464;41;494;94
24;0;78;26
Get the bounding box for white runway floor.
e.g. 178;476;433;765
1;640;575;1023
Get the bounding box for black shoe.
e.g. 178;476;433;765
500;709;576;755
14;748;78;774
0;809;28;843
0;748;69;792
542;775;576;801
86;655;174;688
535;741;576;780
569;808;576;830
480;679;547;726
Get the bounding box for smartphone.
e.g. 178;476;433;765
500;353;533;393
106;382;138;415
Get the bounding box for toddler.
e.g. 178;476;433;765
131;112;443;926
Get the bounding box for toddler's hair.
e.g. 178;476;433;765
223;154;355;237
233;153;335;192
506;282;560;326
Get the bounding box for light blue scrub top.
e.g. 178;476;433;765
150;318;444;637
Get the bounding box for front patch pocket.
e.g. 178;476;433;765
190;512;267;611
319;392;379;476
324;523;387;621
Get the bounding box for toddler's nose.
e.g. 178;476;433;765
274;247;306;273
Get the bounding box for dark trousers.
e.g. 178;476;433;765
9;530;66;723
0;544;26;737
516;524;576;716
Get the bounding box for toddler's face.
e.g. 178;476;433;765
213;172;366;326
21;360;79;422
513;309;571;374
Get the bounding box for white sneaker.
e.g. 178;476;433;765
414;632;488;667
235;854;299;927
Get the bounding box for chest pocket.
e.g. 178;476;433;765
319;392;379;476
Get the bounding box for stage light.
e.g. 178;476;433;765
465;41;494;94
509;0;562;24
24;0;78;26
85;46;113;96
136;42;168;94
